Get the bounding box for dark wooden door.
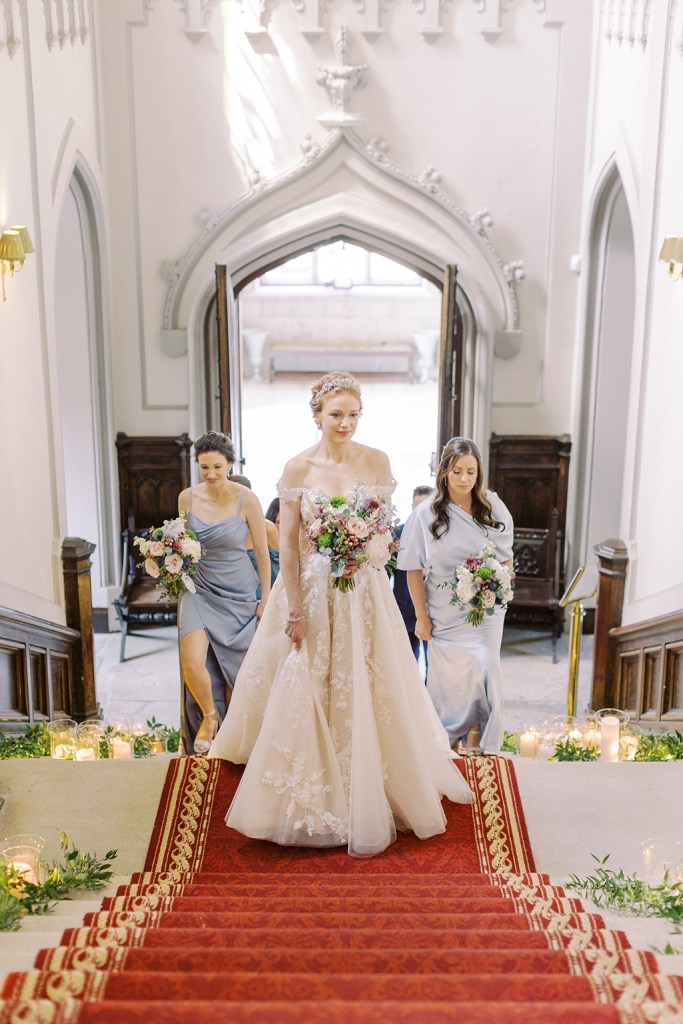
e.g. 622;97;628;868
436;264;462;459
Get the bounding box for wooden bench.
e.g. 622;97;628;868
266;341;420;382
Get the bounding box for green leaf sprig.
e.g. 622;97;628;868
565;854;683;927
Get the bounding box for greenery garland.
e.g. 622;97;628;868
0;717;179;760
502;729;683;762
565;854;683;928
0;830;117;932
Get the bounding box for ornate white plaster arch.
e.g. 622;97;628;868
160;126;524;442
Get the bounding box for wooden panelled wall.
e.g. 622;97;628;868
0;606;80;731
592;541;683;726
116;432;193;531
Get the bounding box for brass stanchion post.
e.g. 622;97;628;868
560;566;598;722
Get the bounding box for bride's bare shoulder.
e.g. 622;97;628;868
279;449;315;488
355;444;392;485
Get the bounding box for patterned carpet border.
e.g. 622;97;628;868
144;755;534;876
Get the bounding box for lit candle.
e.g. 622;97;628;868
111;737;133;759
519;731;538;758
53;743;76;760
620;734;639;761
600;714;620;762
76;746;96;761
9;859;37;884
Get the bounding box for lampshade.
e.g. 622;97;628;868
655;234;679;262
9;226;34;255
0;230;25;262
670;236;683;264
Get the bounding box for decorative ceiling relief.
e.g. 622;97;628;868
174;0;220;41
602;0;652;48
353;0;391;42
290;0;328;41
473;0;513;42
411;0;453;43
1;0;21;58
316;27;368;125
42;0;88;50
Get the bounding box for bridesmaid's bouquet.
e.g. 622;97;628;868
134;515;202;598
440;541;514;626
307;485;399;593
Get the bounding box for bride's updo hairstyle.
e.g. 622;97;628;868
310;371;363;423
429;437;503;540
193;430;236;465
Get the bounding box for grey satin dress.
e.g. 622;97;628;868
178;489;258;753
398;492;514;752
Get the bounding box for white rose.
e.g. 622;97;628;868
482;589;496;609
364;532;392;567
144;557;160;579
165;553;183;574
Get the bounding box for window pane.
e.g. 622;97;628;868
261;252;315;284
369;253;421;284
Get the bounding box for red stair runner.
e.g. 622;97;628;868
1;755;681;1024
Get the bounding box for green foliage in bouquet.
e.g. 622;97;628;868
0;830;117;932
566;854;683;926
501;731;518;753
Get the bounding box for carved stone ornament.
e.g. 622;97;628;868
1;0;21;58
411;0;453;42
602;0;652;48
352;0;392;41
366;135;390;161
174;0;220;41
503;260;526;283
41;0;88;50
316;26;368;126
473;0;512;42
471;208;494;234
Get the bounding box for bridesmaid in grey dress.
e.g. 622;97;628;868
398;438;513;753
178;432;271;754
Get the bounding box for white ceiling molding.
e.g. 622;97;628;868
174;0;220;41
0;0;21;58
603;0;652;48
160;126;523;355
353;0;391;42
316;27;367;125
532;0;566;28
410;0;453;43
41;0;87;49
290;0;328;41
473;0;513;43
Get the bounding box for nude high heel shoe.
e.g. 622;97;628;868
194;708;219;755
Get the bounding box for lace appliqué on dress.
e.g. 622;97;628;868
262;744;347;841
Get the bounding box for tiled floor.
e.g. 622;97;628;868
94;622;595;737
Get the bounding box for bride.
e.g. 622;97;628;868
209;371;473;857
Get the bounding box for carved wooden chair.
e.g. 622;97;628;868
512;509;564;662
112;516;178;662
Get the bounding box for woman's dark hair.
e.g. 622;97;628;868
265;497;280;524
429;437;503;540
193;431;236;464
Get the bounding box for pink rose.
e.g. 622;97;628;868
364;532;392;567
144;557;160;579
482;589;496;609
165;553;184;574
308;521;323;539
149;541;165;557
347;517;371;539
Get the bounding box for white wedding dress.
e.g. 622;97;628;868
209;484;473;857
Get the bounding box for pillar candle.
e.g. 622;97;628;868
76;747;96;761
519;731;538;758
111;737;133;760
600;715;620;762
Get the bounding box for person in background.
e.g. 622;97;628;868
177;433;270;755
398;438;513;754
392;485;433;665
231;475;280;601
265;497;280;529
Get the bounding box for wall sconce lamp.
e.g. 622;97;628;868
0;225;34;302
658;235;683;281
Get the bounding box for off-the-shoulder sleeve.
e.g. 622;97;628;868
488;491;514;562
276;479;303;503
397;505;429;571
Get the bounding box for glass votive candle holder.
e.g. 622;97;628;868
535;727;557;761
619;725;641;761
46;718;77;760
75;723;103;761
0;833;46;886
576;716;601;753
641;837;683;886
596;708;630;762
517;728;539;758
149;730;167;756
109;724;135;760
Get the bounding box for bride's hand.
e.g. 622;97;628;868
285;615;307;650
342;557;360;579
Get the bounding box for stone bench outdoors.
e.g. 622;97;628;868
265;340;420;382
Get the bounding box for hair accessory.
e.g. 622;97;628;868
316;377;358;399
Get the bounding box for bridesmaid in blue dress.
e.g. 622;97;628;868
398;438;514;753
178;432;271;754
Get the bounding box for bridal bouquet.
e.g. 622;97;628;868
134;515;202;598
307;485;399;593
440;541;514;627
